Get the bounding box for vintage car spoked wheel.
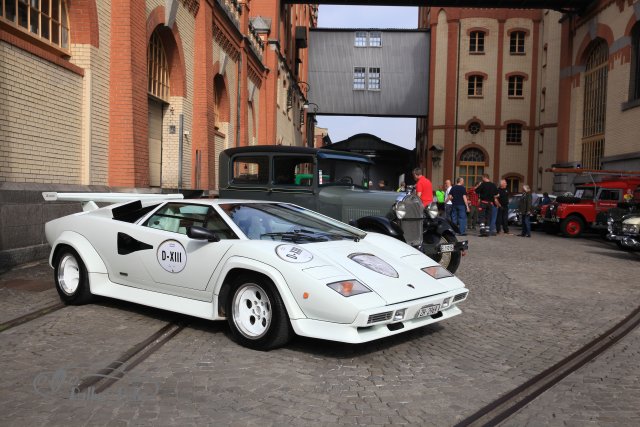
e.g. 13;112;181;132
54;247;92;305
428;233;461;274
560;216;584;238
227;274;291;350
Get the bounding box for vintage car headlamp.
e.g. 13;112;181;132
349;253;399;278
421;265;453;279
426;202;438;219
394;201;407;219
622;224;639;234
327;280;371;297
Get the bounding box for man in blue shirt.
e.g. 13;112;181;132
448;177;470;235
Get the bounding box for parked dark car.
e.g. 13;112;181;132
607;185;640;249
508;193;555;228
218;146;467;272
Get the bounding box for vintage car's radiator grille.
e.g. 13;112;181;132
367;311;393;324
344;207;386;221
453;292;468;303
399;194;424;247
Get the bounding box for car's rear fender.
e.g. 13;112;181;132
50;230;108;274
213;256;306;320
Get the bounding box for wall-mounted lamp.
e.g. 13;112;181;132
429;144;444;166
303;101;319;113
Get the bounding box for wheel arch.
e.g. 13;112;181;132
214;257;306;320
50;231;108;274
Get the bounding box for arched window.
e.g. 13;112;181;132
1;0;70;49
506;123;523;144
468;75;483;97
504;175;521;193
469;31;485;53
510;31;526;54
147;30;170;101
459;148;486;187
508;75;524;97
630;23;640;102
582;40;608;170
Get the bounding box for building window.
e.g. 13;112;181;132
506;123;523;144
469;31;485;53
459;148;486;187
510;31;526;54
369;31;382;47
505;176;520;193
468;75;483;97
353;67;365;90
630;23;640;102
355;31;367;47
368;67;380;90
582;40;608;169
508;75;524;97
468;121;481;135
148;30;170;101
1;0;70;49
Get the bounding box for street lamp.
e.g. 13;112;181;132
303;101;319;113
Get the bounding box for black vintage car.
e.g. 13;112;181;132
607;185;640;249
218;146;467;273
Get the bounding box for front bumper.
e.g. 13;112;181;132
607;233;640;248
290;288;469;344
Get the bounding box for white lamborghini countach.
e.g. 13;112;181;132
44;193;469;350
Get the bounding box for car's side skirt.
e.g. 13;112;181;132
89;273;222;321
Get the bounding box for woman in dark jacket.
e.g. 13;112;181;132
519;184;533;237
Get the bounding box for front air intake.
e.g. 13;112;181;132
453;292;467;303
367;311;393;324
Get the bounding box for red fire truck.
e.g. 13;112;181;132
540;168;640;238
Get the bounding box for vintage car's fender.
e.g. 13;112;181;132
49;230;108;274
213;255;307;320
353;216;402;238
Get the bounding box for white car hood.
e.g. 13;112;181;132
311;241;464;305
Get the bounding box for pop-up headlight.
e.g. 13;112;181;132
349;253;399;278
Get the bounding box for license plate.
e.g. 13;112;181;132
416;304;440;318
439;244;454;253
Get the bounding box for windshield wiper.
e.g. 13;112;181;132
260;230;327;242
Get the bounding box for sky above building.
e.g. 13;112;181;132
315;5;419;149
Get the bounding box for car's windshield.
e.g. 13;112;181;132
317;159;370;189
219;203;366;242
508;195;522;209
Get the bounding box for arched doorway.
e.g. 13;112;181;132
581;40;608;170
147;29;170;187
458;147;487;187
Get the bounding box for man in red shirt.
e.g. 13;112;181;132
466;184;480;229
412;168;433;207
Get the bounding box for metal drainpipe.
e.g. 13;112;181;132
453;21;461;179
178;113;183;190
236;53;242;147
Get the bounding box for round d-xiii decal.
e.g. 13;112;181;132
276;244;313;263
157;240;187;273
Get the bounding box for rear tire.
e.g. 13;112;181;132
560;216;584;238
54;247;92;305
226;274;291;351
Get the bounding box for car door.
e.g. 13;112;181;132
596;189;621;214
111;202;237;295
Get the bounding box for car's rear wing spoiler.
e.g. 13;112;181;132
42;192;184;212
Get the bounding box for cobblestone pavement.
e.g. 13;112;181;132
0;230;638;426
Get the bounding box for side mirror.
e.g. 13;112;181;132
187;226;220;242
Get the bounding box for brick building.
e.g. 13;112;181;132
417;1;640;193
0;0;316;267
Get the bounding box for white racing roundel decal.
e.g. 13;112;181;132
276;244;313;263
157;240;187;273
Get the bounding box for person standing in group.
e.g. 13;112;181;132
467;183;479;230
541;192;552;205
444;179;453;221
412;168;433;207
448;177;470;235
475;174;499;236
435;186;445;213
397;181;406;192
519;184;533;237
496;179;510;235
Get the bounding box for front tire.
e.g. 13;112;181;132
560;216;584;238
226;274;291;351
427;233;461;274
54;247;92;305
